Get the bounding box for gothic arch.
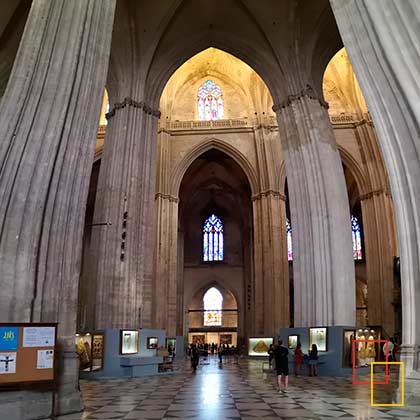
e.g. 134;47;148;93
171;137;258;197
338;145;368;196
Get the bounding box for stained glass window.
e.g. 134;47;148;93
198;80;224;120
286;218;293;261
203;214;224;261
203;287;223;326
351;215;363;260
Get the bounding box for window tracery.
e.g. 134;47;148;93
203;287;223;326
198;80;224;120
203;214;224;262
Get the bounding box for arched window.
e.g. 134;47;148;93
286;218;293;261
203;287;223;326
198;80;224;120
351;215;363;260
203;214;224;262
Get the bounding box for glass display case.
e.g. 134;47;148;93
120;330;139;355
147;337;158;349
309;327;327;351
75;332;104;372
288;334;299;349
248;337;273;356
354;326;382;368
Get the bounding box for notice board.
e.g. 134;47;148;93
0;323;57;385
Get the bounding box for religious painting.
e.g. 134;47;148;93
342;329;356;368
147;337;158;350
120;330;138;355
248;338;273;356
309;327;327;352
92;333;104;371
288;335;299;349
192;335;205;345
220;334;232;345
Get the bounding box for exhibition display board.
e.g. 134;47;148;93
248;337;273;356
0;323;57;385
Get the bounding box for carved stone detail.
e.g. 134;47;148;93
106;97;161;120
272;85;329;112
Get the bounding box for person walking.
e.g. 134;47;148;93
274;339;289;392
191;344;199;372
294;342;303;376
308;344;318;376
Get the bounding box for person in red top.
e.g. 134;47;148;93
294;342;304;376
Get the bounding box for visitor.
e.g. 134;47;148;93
294;342;303;376
274;339;289;392
191;344;199;372
383;337;395;362
218;345;224;363
308;344;318;376
268;344;274;368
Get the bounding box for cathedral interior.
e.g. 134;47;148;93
0;1;419;419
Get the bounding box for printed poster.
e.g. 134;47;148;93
23;327;55;347
37;349;54;369
0;352;17;374
0;327;19;351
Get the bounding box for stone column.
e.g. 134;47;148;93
354;118;398;335
90;97;159;330
251;118;289;336
0;0;115;417
275;88;356;327
153;128;179;335
330;0;420;381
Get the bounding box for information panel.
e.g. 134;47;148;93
0;323;57;385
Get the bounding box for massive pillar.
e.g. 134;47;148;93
330;0;420;379
91;98;160;330
0;0;115;417
153;128;179;336
354;118;398;335
252;116;289;336
274;87;356;327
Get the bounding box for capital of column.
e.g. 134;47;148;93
106;97;161;120
359;188;391;201
252;190;286;202
272;84;329;113
155;192;179;203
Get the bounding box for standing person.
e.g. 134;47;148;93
268;344;274;368
308;344;318;376
294;342;303;376
383;338;395;361
274;339;289;392
191;344;199;372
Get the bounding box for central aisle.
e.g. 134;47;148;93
58;357;418;419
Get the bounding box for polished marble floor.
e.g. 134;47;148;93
58;356;420;419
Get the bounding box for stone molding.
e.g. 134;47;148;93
106;97;161;120
359;188;391;201
155;192;179;203
252;190;286;202
272;84;329;112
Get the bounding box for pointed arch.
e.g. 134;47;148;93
171;137;258;197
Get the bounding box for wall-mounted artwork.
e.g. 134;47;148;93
120;330;138;355
309;327;327;352
147;337;158;349
248;338;273;356
288;335;299;349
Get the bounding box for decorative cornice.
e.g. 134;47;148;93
155;192;179;203
272;85;329;113
252;190;286;202
359;188;391;201
106;97;161;120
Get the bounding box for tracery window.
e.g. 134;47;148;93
203;287;223;326
286;218;293;261
203;214;224;262
198;80;224;120
351;215;363;260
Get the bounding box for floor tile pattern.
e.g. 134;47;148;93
58;357;420;420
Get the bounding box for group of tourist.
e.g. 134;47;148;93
187;342;239;370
